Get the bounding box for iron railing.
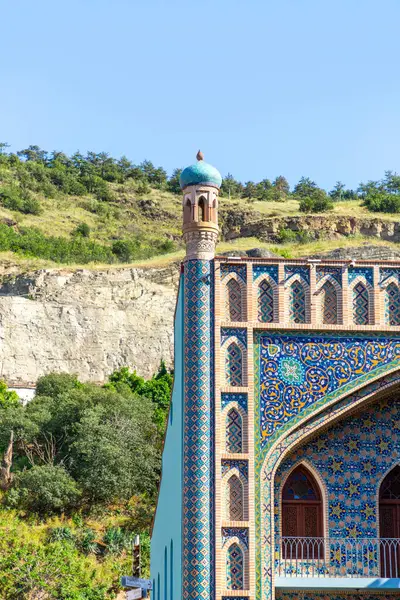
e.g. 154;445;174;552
276;537;400;578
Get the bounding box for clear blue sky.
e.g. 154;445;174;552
1;0;400;190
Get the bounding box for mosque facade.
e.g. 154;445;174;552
150;154;400;600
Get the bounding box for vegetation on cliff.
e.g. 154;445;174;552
0;365;172;599
0;143;399;267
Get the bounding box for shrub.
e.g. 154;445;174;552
20;195;42;215
299;194;333;213
0;380;19;408
36;373;82;398
73;222;91;238
48;526;75;544
77;528;99;555
0;185;23;210
103;527;132;554
277;228;298;243
13;465;81;513
363;193;400;213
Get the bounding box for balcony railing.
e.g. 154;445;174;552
276;537;400;579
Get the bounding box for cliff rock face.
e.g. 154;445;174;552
220;210;400;243
0;266;179;386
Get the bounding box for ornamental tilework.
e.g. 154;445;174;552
353;281;369;325
226;543;244;590
385;282;400;325
226;475;244;520
258;332;400;444
316;266;342;285
225;278;243;321
285;265;310;285
222;459;248;479
275;396;400;543
226;343;243;386
222;527;249;549
321;280;338;324
348;266;373;286
288;280;306;324
226;408;243;453
183;260;213;600
277;594;400;600
258;279;274;323
380;267;400;284
221;327;247;347
253;264;279;283
220;263;247;283
256;367;400;600
221;392;247;412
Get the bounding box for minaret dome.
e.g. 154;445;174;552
181;151;221;261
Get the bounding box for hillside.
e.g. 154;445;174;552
0;147;400;271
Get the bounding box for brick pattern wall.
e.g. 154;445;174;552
213;257;400;600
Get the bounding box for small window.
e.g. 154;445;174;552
198;197;206;221
282;466;323;559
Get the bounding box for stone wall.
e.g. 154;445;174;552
0;265;179;386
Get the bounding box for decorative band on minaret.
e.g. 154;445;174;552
180;152;221;599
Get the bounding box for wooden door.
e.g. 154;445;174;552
282;466;323;559
380;466;400;577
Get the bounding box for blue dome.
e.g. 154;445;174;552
180;159;222;190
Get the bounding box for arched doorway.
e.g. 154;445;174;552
281;465;323;558
380;465;400;577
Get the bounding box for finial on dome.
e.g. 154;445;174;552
196;150;204;161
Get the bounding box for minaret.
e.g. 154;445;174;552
180;152;221;600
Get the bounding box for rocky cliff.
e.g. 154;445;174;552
221;210;400;242
0;266;180;386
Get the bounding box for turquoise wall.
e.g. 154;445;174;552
150;274;183;600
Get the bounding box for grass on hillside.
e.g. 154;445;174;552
1;157;400;272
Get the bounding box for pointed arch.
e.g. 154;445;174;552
225;342;243;386
257;278;275;323
352;280;370;325
281;464;322;559
320;279;338;324
226;408;242;453
385;282;400;325
198;196;206;221
379;464;400;576
226;474;244;521
226;542;244;590
225;278;243;321
288;279;306;324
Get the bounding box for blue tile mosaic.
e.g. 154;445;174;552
222;527;249;549
221;393;247;412
284;265;310;285
258;332;400;444
183;260;213;600
220;263;247;283
316;266;342;286
380;267;400;284
221;327;247;348
222;460;248;479
348;266;373;286
253;264;279;283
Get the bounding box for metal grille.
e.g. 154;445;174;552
276;537;400;578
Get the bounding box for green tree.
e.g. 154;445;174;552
167;168;182;194
0;380;19;409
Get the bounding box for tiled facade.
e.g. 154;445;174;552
151;164;400;600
